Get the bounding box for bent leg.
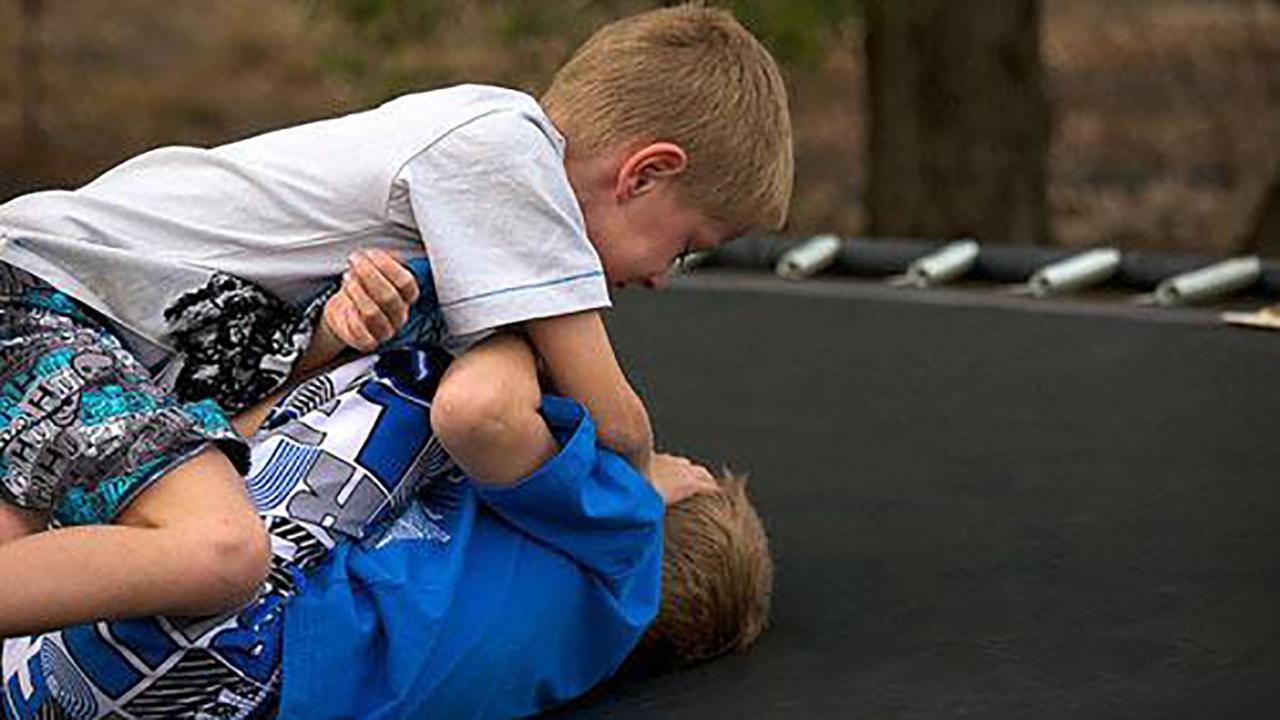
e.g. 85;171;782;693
0;275;267;637
0;446;269;637
431;333;558;486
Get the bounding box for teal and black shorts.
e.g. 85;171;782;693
0;264;248;527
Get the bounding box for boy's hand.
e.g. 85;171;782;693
647;453;718;506
324;249;420;352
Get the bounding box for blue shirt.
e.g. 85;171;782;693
278;394;664;720
1;255;658;720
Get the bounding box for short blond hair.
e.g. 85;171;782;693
629;473;773;672
541;4;794;233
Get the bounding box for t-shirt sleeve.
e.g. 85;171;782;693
404;108;611;351
473;396;664;593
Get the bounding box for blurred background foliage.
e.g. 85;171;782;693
1;0;1278;255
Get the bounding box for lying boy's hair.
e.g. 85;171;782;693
541;4;794;234
629;473;773;672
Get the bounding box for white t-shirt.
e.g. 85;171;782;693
0;84;609;367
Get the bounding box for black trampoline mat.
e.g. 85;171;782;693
547;274;1280;719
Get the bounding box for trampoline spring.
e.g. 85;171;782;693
1022;248;1122;297
775;234;843;280
1145;256;1262;306
890;239;980;288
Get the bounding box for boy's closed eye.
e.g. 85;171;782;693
674;239;695;265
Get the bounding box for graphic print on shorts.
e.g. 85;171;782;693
162;273;321;413
0;267;244;525
1;348;464;720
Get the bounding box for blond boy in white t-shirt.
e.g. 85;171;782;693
0;5;792;637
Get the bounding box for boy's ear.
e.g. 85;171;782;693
616;142;688;200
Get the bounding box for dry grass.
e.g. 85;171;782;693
1045;0;1280;253
0;0;354;184
0;0;1277;254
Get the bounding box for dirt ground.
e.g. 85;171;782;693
0;0;1277;255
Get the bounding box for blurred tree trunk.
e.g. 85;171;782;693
1244;170;1280;257
865;0;1050;245
20;0;46;161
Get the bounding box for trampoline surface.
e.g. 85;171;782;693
548;273;1279;719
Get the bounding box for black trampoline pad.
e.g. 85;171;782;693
547;275;1279;719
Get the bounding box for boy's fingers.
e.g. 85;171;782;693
324;295;351;343
686;465;716;490
658;454;719;496
342;302;379;351
668;453;711;477
364;249;420;305
325;292;379;351
351;254;409;328
342;280;394;342
325;294;350;338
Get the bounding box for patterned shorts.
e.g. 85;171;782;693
0;265;248;527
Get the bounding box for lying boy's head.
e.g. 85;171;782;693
542;4;793;289
628;473;773;673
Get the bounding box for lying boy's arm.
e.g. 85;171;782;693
471;394;665;590
524;310;655;476
231;386;291;438
292;249;421;381
432;334;560;484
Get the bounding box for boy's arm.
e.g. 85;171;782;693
292;320;348;381
231;386;291;438
524;310;655;477
471;393;664;589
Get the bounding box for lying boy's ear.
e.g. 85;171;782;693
616;142;688;199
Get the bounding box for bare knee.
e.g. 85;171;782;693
174;512;271;614
431;368;537;460
429;333;551;483
116;447;272;615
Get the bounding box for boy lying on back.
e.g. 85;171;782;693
2;337;773;720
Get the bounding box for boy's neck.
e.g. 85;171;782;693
563;146;625;215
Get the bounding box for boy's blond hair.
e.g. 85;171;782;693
541;4;794;234
629;473;773;671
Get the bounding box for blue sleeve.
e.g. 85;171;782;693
472;395;664;594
